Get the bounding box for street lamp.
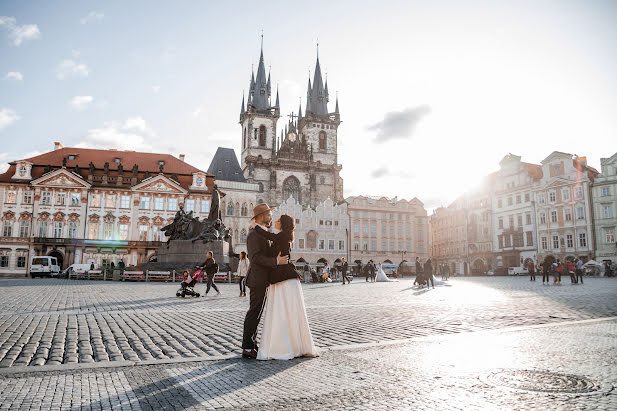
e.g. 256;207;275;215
399;249;407;277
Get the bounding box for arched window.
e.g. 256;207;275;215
319;131;326;150
235;202;240;216
241;203;248;216
240;229;247;243
227;202;234;216
259;125;266;147
282;176;301;203
320;176;325;184
234;228;239;239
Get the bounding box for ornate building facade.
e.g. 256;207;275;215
534;151;598;263
0;143;214;276
430;198;469;275
591;152;617;266
239;44;343;208
347;195;429;267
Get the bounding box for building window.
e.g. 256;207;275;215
56;192;66;206
526;231;533;246
297;238;305;249
319;239;325;250
575;186;583;199
0;256;7;268
41;191;51;205
516;195;521;204
541;236;547;250
19;220;29;238
338;240;345;250
6;191;16;203
154;197;164;210
38;221;48;238
282;176;301;202
70;193;80;206
509;215;514;228
549;191;556;203
517;215;523;227
539;213;546;224
552;235;559;249
566;234;573;248
371;241;377;251
185;199;195;212
17;256;26;268
601;187;611;196
354;241;359;250
561;188;570;201
390;225;394;235
319;131;326;150
537;193;545;204
389;242;395;251
564;208;572;221
363;241;369;251
525;214;531;225
119;224;129;240
105;194;115;208
362;224;368;233
23;191;32;204
603;205;613;219
138;225;148;241
258;125;266;146
605;229;615;244
2;221;12;237
498;218;503;229
578;232;587;247
68;221;78;239
227;202;234;216
507;197;512;206
201;200;210;213
550;210;557;223
328;239;335;250
89;223;99;239
240;229;247;243
576;207;584;220
91;194;101;207
103;223;113;240
241;203;248;217
53;221;63;238
354;224;359;233
140;197;150;209
497;199;502;208
525;193;530;202
121;195;131;209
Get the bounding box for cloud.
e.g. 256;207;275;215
80;11;104;25
0;108;20;130
70;96;94;111
193;107;205;118
371;167;389;178
76;117;155;151
0;16;40;46
56;60;89;80
4;71;23;81
152;85;160;93
368;105;431;143
0;150;44;174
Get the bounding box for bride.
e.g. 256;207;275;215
376;262;396;282
251;214;319;360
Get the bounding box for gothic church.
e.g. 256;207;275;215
239;43;343;208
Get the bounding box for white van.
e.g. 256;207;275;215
30;256;60;278
507;266;528;276
62;263;96;278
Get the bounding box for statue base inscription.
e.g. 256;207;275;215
157;240;229;264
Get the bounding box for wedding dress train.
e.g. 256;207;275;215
257;278;319;360
375;266;396;282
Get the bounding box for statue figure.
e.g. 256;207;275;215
159;163;164;173
103;162;109;174
143;170;151;179
62;157;67;168
131;164;138;177
171;173;178;181
74;164;81;176
117;163;123;174
248;163;254;177
208;185;221;221
89;162;95;175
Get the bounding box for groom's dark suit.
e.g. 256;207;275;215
242;227;277;350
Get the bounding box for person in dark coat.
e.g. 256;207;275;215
414;257;423;286
241;203;288;359
424;258;434;289
542;259;551;284
528;260;535;281
341;257;351;285
199;251;220;296
251;214;299;284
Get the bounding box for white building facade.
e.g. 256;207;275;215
591;152;617;266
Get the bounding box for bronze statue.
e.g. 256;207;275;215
103;162;109;174
131;164;138;177
208;185;221;221
89;162;95;175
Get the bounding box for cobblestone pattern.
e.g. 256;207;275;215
0;277;616;368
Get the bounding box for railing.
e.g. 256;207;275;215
67;269;239;283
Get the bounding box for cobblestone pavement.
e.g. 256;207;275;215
0;277;616;409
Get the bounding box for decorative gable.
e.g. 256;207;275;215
31;168;91;189
132;175;187;194
12;161;34;181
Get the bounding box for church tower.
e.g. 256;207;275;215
240;39;280;184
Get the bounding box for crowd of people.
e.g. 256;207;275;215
536;257;586;285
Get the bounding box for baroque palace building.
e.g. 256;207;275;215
239;43;343;208
0;143;214;276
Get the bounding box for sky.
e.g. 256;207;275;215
1;0;617;212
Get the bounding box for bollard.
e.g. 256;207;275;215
146;270;149;282
103;271;107;281
88;271;90;280
173;270;176;282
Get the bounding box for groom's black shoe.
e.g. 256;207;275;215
242;349;258;359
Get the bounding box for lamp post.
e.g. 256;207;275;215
399;249;406;277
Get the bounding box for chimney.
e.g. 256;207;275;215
179;154;185;162
54;142;63;150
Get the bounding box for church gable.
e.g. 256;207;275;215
132;175;187;194
31;168;90;189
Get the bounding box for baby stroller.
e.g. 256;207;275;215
176;269;204;298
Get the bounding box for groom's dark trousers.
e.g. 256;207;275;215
242;229;276;350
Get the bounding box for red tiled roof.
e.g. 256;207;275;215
522;162;543;179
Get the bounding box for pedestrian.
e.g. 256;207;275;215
199;251;220;296
576;258;584;284
118;258;125;276
424;258;434;289
552;259;561;285
341;257;351;285
567;259;576;284
237;251;249;297
605;261;613;278
323;262;331;282
414;257;423;287
528;260;535;281
303;263;311;283
542;259;551;284
89;261;95;271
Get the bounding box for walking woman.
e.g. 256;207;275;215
199;251;220;296
237;251;249;297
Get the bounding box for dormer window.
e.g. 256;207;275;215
68;155;77;161
158;160;165;166
114;158;121;163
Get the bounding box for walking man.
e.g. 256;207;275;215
528;260;535;281
200;251;220;296
242;203;288;359
414;257;423;287
303;263;311;284
341;257;351;285
424;258;434;289
542;259;551;284
576;258;584;284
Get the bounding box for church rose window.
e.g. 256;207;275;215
282;176;301;203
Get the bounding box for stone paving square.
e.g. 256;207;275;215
0;276;615;409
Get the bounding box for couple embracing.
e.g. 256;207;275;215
241;203;319;360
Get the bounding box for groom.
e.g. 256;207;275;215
241;203;288;359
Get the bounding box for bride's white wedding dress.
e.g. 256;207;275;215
376;266;396;282
257;278;319;360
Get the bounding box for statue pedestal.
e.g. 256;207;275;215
158;240;229;264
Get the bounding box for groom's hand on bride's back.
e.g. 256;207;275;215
276;252;288;265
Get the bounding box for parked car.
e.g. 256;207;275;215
30;256;60;278
508;267;528;276
62;263;97;278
